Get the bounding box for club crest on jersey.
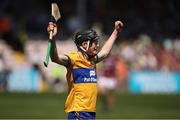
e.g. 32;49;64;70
90;70;96;77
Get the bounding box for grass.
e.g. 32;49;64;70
0;92;180;119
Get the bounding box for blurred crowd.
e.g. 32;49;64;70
118;36;180;72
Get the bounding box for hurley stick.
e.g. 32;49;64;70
44;3;61;67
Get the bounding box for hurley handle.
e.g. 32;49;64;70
44;31;53;67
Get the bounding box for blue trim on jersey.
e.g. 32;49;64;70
68;111;96;120
72;68;97;83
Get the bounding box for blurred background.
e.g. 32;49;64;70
0;0;180;119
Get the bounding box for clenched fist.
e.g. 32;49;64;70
47;22;58;37
115;21;123;32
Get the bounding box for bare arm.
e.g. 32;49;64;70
48;22;69;66
97;21;123;62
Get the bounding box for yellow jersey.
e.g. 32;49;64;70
64;51;98;113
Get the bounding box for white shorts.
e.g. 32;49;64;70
98;76;117;90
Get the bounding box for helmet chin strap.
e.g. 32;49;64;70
79;40;95;58
79;40;90;53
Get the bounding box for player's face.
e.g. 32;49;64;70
87;40;99;56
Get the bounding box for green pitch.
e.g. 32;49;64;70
0;92;180;119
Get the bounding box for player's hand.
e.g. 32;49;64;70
47;22;57;37
115;21;123;32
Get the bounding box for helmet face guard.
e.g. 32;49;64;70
74;29;99;49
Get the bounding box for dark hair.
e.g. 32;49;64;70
74;29;99;46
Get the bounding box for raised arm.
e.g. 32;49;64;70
97;21;123;62
47;22;69;66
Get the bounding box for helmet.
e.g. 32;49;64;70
74;29;99;47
